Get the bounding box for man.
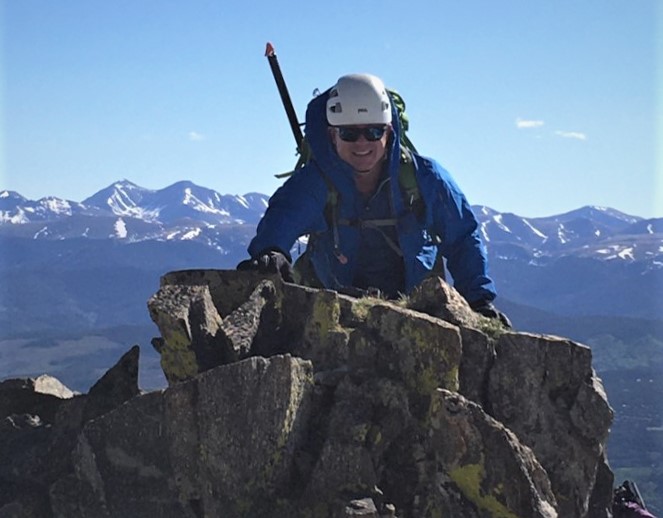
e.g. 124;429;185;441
238;73;509;325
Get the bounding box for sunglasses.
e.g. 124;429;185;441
336;126;388;142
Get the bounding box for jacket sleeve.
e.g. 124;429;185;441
425;160;497;304
247;166;329;260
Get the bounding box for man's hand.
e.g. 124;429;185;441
236;250;294;282
470;300;512;328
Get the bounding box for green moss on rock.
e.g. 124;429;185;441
160;326;198;382
449;463;520;518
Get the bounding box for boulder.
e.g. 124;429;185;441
50;354;314;518
424;389;557;517
0;374;75;424
487;332;614;517
0;346;141;517
0;270;616;517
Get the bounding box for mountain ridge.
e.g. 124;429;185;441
2;180;661;266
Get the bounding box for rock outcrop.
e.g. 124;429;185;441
0;271;615;517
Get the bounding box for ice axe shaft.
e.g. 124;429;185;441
265;42;304;151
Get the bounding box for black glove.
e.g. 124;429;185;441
470;300;512;328
236;250;294;283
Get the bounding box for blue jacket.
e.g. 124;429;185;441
248;89;496;304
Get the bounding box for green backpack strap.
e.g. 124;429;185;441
399;147;423;215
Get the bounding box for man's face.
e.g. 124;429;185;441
330;125;391;175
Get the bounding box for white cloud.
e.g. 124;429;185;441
554;130;587;141
188;131;205;141
516;118;545;129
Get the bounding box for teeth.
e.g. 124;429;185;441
354;151;371;156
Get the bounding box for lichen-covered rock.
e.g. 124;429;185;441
159;269;279;316
143;270;617;517
458;327;495;406
51;355;314;518
302;377;411;512
487;332;614;517
424;389;557;518
407;275;483;329
2;270;618;517
364;302;462;395
280;283;351;370
150;272;285;384
148;283;228;384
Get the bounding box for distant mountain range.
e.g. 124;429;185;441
2;178;661;261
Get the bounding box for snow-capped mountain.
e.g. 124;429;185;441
474;205;662;265
80;180;269;225
1;180;661;269
0;180;270;247
0;189;103;224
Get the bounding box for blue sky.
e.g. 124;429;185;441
2;0;661;218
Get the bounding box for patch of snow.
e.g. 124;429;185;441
480;221;490;242
34;227;49;239
114;218;128;239
108;190;138;213
236;195;250;209
618;247;635;260
647;224;654;234
181;228;202;240
557;224;569;244
522;219;547;239
40;197;72;215
181;188;228;216
1;209;29;224
493;214;512;233
595;230;601;237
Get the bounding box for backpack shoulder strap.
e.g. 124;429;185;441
399;148;424;216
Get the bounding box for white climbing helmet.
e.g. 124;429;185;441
326;73;392;126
